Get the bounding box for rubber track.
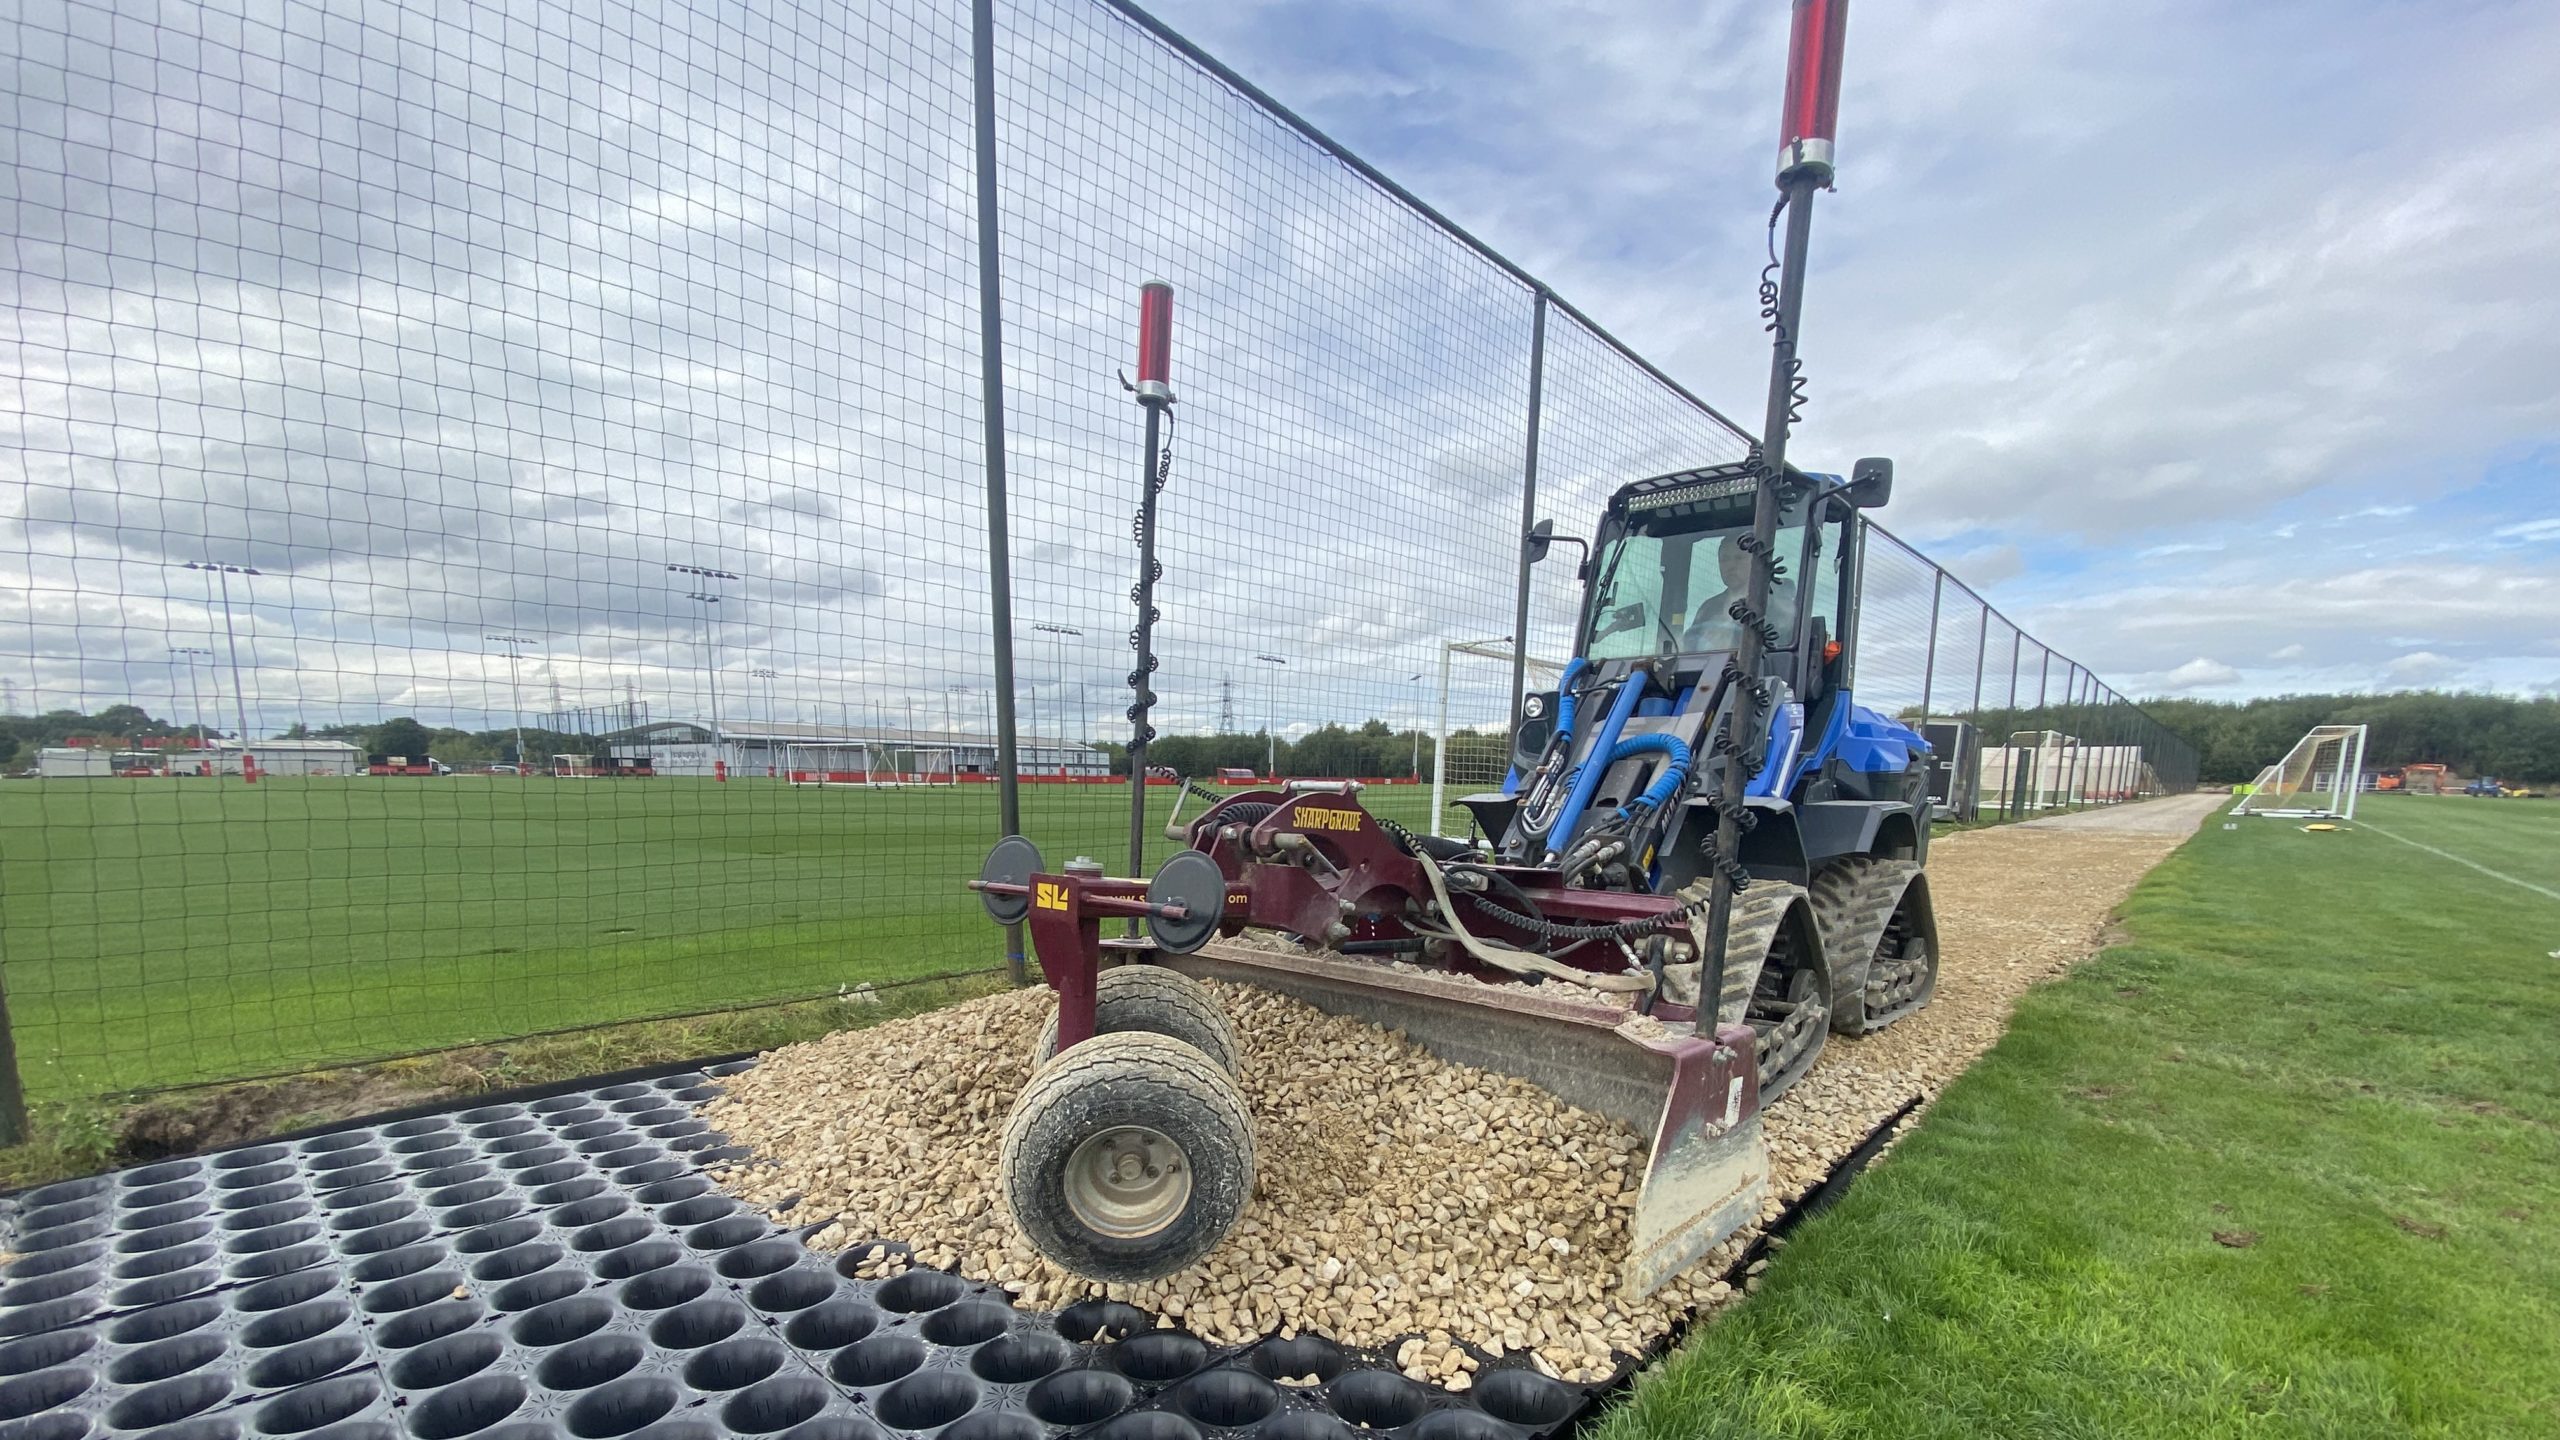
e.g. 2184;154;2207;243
1658;878;1809;1023
1035;965;1244;1075
1807;858;1925;1036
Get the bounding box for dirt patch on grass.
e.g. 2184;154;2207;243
706;803;2213;1382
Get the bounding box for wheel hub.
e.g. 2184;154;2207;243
1063;1126;1191;1240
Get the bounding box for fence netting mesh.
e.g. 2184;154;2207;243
0;0;2196;1102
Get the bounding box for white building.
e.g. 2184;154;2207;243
205;739;364;777
36;747;113;777
606;720;1108;779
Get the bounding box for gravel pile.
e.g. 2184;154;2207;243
703;807;2208;1384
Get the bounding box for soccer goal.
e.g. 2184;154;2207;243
2231;724;2368;819
549;753;595;778
786;742;871;787
868;746;959;788
1430;636;1568;836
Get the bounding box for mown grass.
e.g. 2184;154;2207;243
1;972;1010;1191
0;775;1450;1099
1601;793;2560;1439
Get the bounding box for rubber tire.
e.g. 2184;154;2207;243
999;1031;1258;1283
1034;965;1242;1076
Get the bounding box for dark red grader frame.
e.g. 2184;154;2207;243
970;781;1770;1295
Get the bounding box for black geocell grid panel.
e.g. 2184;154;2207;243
0;1069;1593;1440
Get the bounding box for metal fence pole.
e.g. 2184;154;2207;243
0;965;25;1145
1916;571;1944;726
1968;602;1988;715
971;0;1027;984
1506;288;1549;745
2058;666;2078;799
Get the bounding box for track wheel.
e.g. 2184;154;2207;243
999;1031;1257;1283
1858;881;1940;1031
1034;965;1242;1076
1748;947;1829;1103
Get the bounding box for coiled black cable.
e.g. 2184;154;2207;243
1760;194;1806;428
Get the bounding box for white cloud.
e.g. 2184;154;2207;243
2269;643;2305;661
1946;543;2025;588
2160;657;2242;691
2381;651;2462;687
2496;518;2560;542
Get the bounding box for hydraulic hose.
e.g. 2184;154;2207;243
1603;731;1692;818
1551;656;1589;740
1543;669;1646;864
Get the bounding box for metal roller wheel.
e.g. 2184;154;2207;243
1033;964;1243;1076
998;1030;1257;1283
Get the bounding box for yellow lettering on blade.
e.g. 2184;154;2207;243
1291;806;1364;832
1034;881;1069;911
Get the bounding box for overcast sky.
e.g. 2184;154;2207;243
6;0;2553;752
1141;0;2560;700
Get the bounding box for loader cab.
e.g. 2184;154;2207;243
1573;462;1860;703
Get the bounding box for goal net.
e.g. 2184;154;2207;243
1431;637;1567;837
788;743;959;788
785;742;872;787
549;753;595;778
867;746;958;788
2231;724;2367;819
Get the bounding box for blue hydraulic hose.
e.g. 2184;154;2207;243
1544;669;1645;862
1604;731;1692;817
1551;656;1589;741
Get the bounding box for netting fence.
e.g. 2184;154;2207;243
0;0;2195;1116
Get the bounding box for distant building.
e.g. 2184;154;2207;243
206;739;364;777
36;747;112;778
602;720;1107;779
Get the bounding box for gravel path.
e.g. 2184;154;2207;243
703;805;2211;1384
2013;792;2227;833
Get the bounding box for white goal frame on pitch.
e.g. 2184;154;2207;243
867;746;959;788
2230;723;2367;820
785;742;870;787
1431;636;1566;837
549;753;593;778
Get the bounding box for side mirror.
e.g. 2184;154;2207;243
1525;518;1555;563
1846;457;1893;509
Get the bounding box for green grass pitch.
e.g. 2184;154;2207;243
1597;792;2560;1439
0;775;1453;1099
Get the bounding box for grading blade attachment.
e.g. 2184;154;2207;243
1171;940;1769;1296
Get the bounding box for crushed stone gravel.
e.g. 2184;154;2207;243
702;799;2212;1384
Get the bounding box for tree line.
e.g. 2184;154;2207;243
0;707;600;770
2125;691;2560;785
17;688;2552;787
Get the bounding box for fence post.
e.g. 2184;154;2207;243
0;960;25;1145
2064;667;2090;810
1968;602;1988;716
1916;570;1943;726
1506;288;1550;746
970;0;1027;985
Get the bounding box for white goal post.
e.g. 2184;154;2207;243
2231;724;2367;819
549;753;593;778
1431;636;1568;837
786;742;959;788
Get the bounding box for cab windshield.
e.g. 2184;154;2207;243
1581;495;1812;661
